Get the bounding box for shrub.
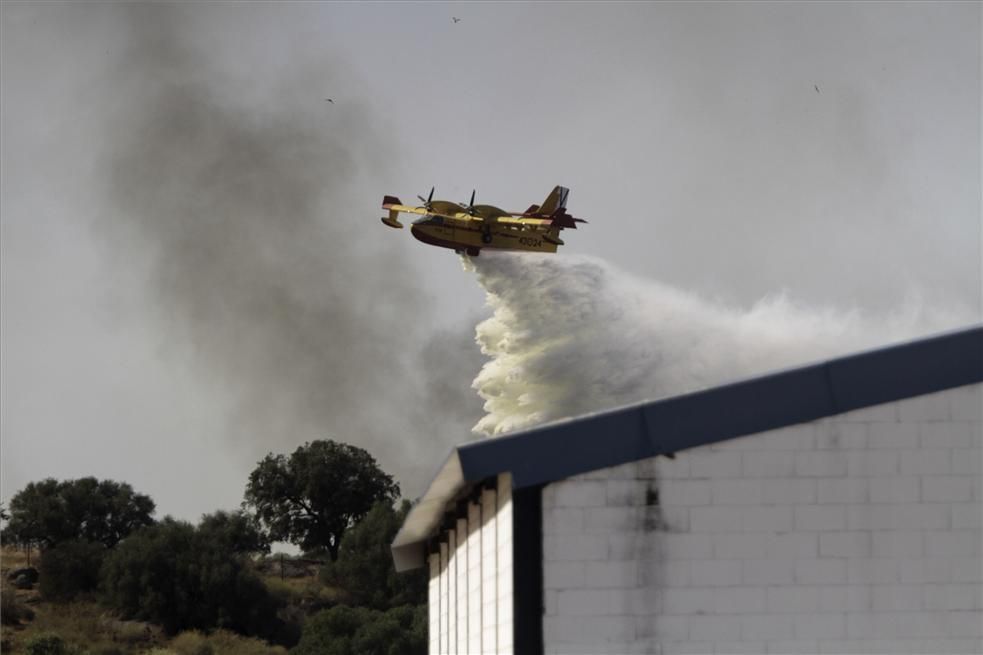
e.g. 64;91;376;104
40;539;106;601
25;633;70;655
197;511;268;556
351;605;426;655
292;604;426;655
100;519;281;638
1;581;35;624
319;501;425;610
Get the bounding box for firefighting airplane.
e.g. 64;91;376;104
380;185;586;256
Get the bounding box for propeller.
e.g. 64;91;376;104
417;186;435;211
464;189;477;215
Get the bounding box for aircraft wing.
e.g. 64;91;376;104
382;196;428;216
471;204;511;219
381;195;465;228
498;216;553;227
498;215;587;229
381;196;430;228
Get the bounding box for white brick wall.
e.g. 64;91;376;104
428;473;514;654
543;383;983;654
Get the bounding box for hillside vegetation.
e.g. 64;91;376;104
1;439;427;654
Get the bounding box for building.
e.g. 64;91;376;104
392;326;982;654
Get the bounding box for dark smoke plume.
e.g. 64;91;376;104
99;5;462;492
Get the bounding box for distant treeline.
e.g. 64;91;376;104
1;439;427;654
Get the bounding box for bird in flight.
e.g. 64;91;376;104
814;85;820;94
452;17;461;23
325;98;334;104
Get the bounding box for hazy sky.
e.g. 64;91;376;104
2;2;980;523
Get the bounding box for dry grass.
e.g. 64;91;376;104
0;545;166;655
0;548;317;654
0;601;292;655
261;573;343;608
2;546;41;618
0;599;166;653
1;546;35;574
167;629;288;655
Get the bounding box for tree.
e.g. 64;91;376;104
320;501;426;609
243;440;399;560
197;510;270;556
1;478;155;549
39;539;106;601
291;604;426;655
99;517;282;638
1;478;61;549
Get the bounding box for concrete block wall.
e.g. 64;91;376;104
429;472;514;654
542;384;982;654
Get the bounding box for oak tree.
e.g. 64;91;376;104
1;477;155;549
243;440;399;561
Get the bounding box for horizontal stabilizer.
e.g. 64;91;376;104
381;207;403;228
550;212;587;229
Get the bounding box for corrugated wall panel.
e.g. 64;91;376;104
426;476;517;654
481;487;498;654
439;541;448;654
428;553;440;654
456;517;469;654
468;501;483;654
447;529;457;652
497;474;514;654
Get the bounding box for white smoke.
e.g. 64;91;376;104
468;252;974;436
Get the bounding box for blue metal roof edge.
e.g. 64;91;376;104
456;325;983;489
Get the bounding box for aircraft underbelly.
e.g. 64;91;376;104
411;224;558;253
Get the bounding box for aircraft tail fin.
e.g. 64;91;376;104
538;186;570;217
531;186;586;228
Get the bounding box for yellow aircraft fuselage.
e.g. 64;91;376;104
410;216;559;255
380;186;584;257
